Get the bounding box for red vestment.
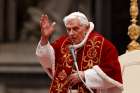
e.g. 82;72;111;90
48;31;122;93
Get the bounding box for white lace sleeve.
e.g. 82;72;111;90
84;67;115;89
36;41;55;78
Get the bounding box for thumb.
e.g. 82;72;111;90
51;22;56;27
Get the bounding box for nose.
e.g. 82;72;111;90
68;30;74;36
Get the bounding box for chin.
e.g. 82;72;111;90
70;38;81;44
72;40;81;44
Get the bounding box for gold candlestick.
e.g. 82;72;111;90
127;0;140;51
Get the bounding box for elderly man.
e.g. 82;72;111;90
36;12;123;93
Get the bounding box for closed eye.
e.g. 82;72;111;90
73;27;79;31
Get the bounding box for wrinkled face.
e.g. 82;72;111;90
65;19;88;44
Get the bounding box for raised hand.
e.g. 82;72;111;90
40;14;56;45
40;14;56;37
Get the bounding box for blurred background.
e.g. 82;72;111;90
0;0;139;93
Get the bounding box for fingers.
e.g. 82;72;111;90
40;14;48;22
69;73;79;86
52;22;56;27
69;71;85;87
40;14;56;37
40;14;56;28
40;14;49;28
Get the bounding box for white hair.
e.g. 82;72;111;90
63;12;89;26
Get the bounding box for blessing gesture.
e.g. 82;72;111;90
40;14;56;45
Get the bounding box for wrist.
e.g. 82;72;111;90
40;36;49;45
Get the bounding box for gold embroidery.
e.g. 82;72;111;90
87;47;97;59
49;38;73;93
61;38;73;69
55;83;63;93
49;66;70;93
58;70;67;81
81;36;103;70
83;57;98;69
62;53;72;68
51;77;69;93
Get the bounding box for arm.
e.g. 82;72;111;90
36;41;55;79
84;66;122;89
36;14;56;79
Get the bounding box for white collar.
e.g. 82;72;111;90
71;22;94;49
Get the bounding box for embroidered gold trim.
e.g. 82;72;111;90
81;36;104;70
58;69;67;81
61;38;73;69
50;77;69;93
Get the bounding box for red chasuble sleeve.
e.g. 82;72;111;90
99;39;123;83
